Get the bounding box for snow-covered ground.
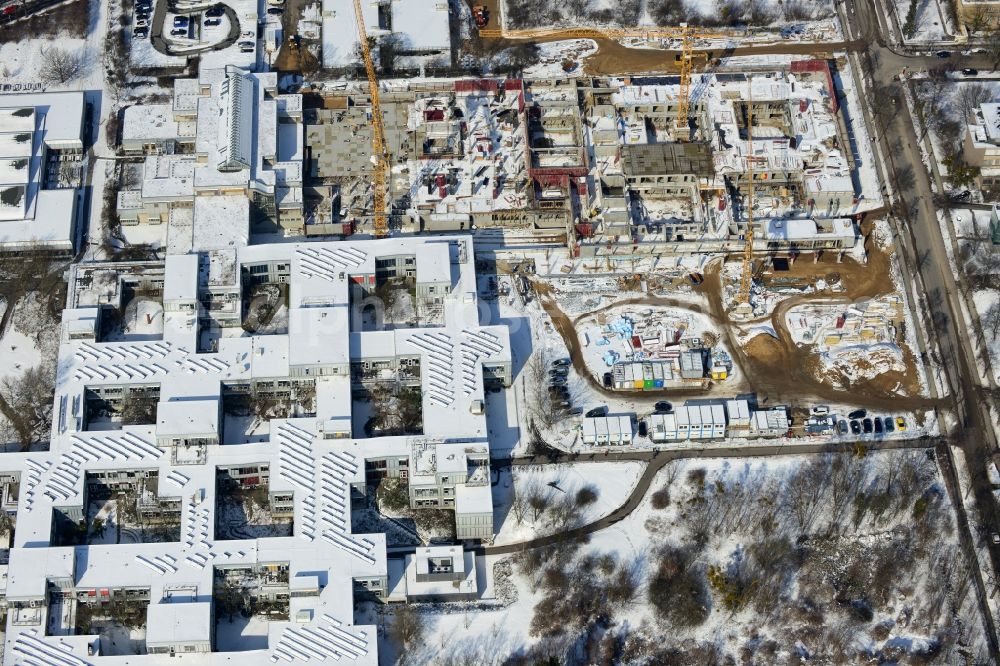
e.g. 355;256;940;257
215;614;270;652
378;449;988;663
894;0;951;42
492;461;642;545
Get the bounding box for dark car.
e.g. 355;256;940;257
687;272;704;285
206;4;225;16
552;358;571;367
173;15;189;26
837;419;848;434
549;368;567;378
585;406;608;418
170;27;189;36
602;372;613;388
935;50;951;58
963;68;979;75
654;401;673;414
133;26;148;37
873;417;883;434
850;420;861;435
204;17;221;25
549;378;567;387
848;409;866;420
862;418;874;434
567;407;583;416
267;6;282;13
637;420;648;438
884;416;895;432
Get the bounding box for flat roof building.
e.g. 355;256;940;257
0;91;86;254
2;235;514;665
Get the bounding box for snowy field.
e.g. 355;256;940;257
376;449;990;664
492;462;643;545
949;209;1000;386
894;0;951;42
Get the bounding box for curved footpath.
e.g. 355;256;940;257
482;435;933;555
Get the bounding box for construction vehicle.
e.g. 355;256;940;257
351;0;389;237
472;5;489;28
477;23;731;131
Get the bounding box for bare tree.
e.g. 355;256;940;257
390;604;426;655
956;84;993;124
982;298;1000;342
39;46;84;86
0;362;54;450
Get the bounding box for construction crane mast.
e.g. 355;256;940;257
351;0;389;237
738;85;755;306
479;24;726;132
674;23;702;132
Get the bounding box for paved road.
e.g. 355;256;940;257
839;0;1000;657
150;0;240;56
483;436;935;555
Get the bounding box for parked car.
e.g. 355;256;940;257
637;420;648;438
811;405;829;416
850;420;861;435
873;417;883;434
266;5;282;14
862;418;874;434
133;26;148;37
585;406;607;418
992;533;1000;546
134;18;148;27
963;68;979;75
173;15;189;27
170;27;189;36
239;41;255;52
884;416;895;432
242;29;255;38
602;372;612;388
567;407;583;416
896;416;907;431
687;272;704;285
552;358;571;367
837;419;848;434
204;17;221;26
848;409;866;420
935;50;951;58
206;4;225;16
654;401;673;414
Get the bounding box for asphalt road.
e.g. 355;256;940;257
836;0;1000;657
149;0;240;56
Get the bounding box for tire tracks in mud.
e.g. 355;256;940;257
534;227;940;412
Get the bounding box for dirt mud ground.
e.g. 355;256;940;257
535;219;937;414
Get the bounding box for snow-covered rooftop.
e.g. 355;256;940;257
2;235;514;665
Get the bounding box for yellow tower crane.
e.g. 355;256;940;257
351;0;389;237
478;24;730;132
